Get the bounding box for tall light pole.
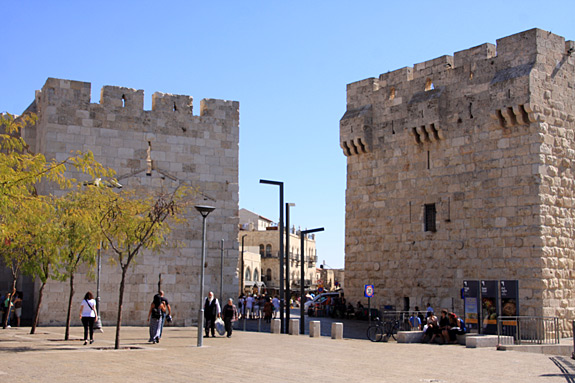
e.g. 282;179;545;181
285;202;295;323
259;179;285;333
220;239;224;305
82;178;122;332
240;234;247;296
300;227;324;335
93;245;103;331
195;205;215;348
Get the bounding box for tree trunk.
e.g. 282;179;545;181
2;275;17;329
30;281;46;334
114;266;128;349
65;274;75;340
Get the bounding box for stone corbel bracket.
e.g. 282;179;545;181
409;122;444;144
340;104;373;156
491;103;538;128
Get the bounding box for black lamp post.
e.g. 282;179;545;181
240;234;247;296
300;227;324;334
259;179;285;333
195;205;215;347
285;202;295;323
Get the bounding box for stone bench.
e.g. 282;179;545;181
397;331;424;343
457;333;470;345
465;335;513;348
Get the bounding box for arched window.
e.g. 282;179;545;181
425;78;434;91
389;86;396;100
265;244;272;257
254;268;260;282
266;268;272;282
259;244;265;256
245;267;252;281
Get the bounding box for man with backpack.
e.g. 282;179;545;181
155;290;172;340
147;294;165;343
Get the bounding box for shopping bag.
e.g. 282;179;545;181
215;317;225;336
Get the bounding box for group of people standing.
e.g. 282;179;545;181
1;290;23;328
237;294;279;322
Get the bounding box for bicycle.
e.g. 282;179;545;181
366;317;400;342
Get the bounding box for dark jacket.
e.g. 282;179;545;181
204;298;219;319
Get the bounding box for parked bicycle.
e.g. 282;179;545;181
366;317;400;342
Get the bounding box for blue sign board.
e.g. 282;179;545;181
364;284;374;298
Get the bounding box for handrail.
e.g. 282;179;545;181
497;316;559;345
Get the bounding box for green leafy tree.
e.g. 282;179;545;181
0;113;112;329
99;186;191;349
52;188;104;340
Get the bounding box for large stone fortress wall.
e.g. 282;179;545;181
341;29;575;334
24;78;239;326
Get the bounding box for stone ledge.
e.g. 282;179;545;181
466;335;513;348
397;331;423;343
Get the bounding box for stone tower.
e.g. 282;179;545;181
340;29;575;334
20;78;239;326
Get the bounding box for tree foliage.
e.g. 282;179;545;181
0;113;113;329
98;185;192;349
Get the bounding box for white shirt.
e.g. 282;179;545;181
246;296;253;308
81;299;97;317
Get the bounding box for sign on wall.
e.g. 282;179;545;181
481;280;499;335
463;280;480;331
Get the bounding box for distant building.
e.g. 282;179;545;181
238;208;318;297
316;267;345;292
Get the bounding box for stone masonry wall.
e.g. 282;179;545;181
24;78;239;326
341;29;575;335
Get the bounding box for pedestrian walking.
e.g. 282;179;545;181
156;290;172;340
12;292;23;328
204;291;221;337
147;294;165;344
79;292;98;345
246;294;253;319
222;298;238;338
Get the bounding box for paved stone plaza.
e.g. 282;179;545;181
1;325;574;382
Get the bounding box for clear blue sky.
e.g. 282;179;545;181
2;1;574;268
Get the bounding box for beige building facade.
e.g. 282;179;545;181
316;267;344;292
11;78;239;326
341;29;575;334
239;209;318;296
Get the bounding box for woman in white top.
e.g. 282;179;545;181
79;291;98;345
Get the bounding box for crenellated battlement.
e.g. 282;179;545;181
38;77;238;121
101;85;144;111
341;28;575;156
152;92;193;114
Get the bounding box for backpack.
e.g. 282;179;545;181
151;296;163;319
152;304;162;319
459;318;467;333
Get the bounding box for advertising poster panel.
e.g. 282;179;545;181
500;280;519;316
481;280;499;334
463;280;480;331
500;280;519;336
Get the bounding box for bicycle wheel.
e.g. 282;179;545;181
389;323;399;341
367;325;384;342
